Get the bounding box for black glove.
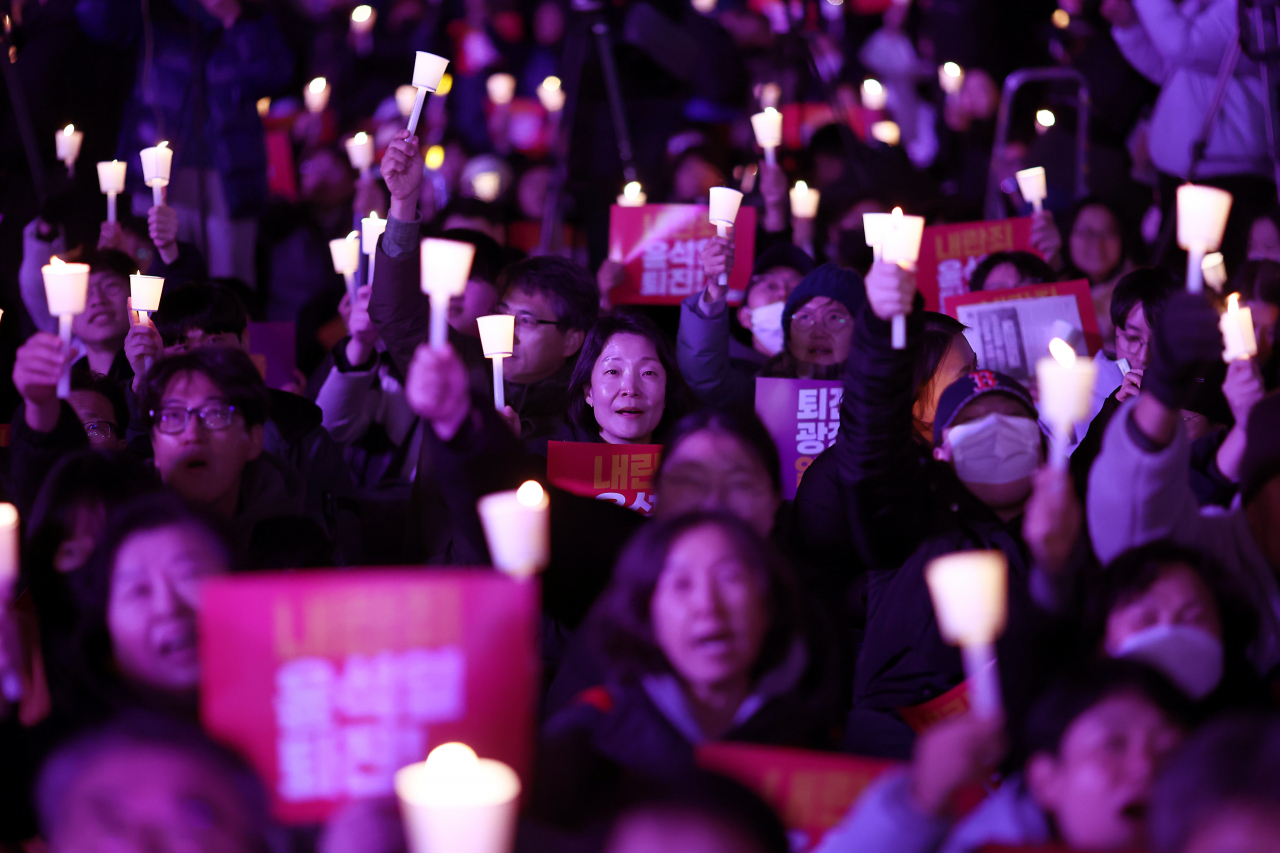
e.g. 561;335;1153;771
1144;291;1224;410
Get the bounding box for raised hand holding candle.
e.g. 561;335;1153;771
925;550;1008;719
130;273;165;373
407;51;451;134
56;124;83;176
1177;184;1233;294
881;207;926;350
1036;338;1097;467
330;231;361;301
938;62;965;95
1015;166;1047;213
305;77;330;113
140;141;172;206
41;257;89;399
478;481;550;578
395;742;521;853
708;187;744;289
362;211;387;288
345;132;374;175
97;160;127;223
421;237;476;348
476;314;515;410
751;108;782;165
617;181;646;207
1221;293;1258;362
861;79;886;111
790;181;820;220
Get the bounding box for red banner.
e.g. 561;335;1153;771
607;204;757;306
696;742;899;851
546;441;663;515
200;570;539;824
917;218;1038;313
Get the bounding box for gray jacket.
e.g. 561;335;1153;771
676;293;767;411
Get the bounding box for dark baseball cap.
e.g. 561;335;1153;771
932;370;1038;446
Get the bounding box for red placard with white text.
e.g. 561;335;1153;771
917;218;1038;313
608;204;756;306
697;743;899;852
546;441;662;515
199;570;539;824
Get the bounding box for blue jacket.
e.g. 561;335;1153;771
75;0;292;217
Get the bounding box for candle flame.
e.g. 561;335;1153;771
347;230;359;242
50;256;66;270
1228;292;1241;315
942;62;962;79
795;180;808;193
891;206;904;219
63;124;75;135
1049;337;1077;367
425;145;445;170
863;79;883;97
516;481;546;507
1036;109;1056;128
1052;8;1069;27
368;211;379;221
353;132;367;145
157;140;169;150
351;4;372;22
308;77;327;94
0;503;16;528
424;742;478;774
542;76;561;93
624;181;643;201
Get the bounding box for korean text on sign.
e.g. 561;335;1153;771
754;378;844;500
547;441;664;515
914;217;1037;312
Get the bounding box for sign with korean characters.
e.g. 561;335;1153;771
607;203;757;305
200;570;539;824
546;441;662;515
755;378;843;500
697;742;899;852
916;217;1039;313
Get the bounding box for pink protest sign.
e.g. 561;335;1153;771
916;217;1038;313
754;378;843;500
607;204;757;306
199;569;539;824
546;441;662;515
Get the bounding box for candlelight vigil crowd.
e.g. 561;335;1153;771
8;0;1280;850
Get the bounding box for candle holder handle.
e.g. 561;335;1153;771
963;642;1002;719
493;355;506;411
429;293;449;349
344;271;357;304
891;315;906;350
152;183;164;207
764;147;776;166
1187;247;1206;294
407;87;428;135
107;192;118;224
57;314;73;400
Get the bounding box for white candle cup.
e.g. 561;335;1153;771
938;62;965;96
1015;166;1047;214
130;274;164;315
790;182;820;220
925;549;1008;718
1202;252;1228;293
395;743;521;853
304;77;330;113
421;238;476;348
361;213;386;256
709;187;742;289
42;258;89;399
871;121;901;146
408;52;450;133
1177;184;1233;294
1036;338;1097;467
98;160;127;223
617;181;646;207
861;79;887;111
863;212;892;253
487;73;516;106
882;208;926;351
751;108;782;165
140;142;173;188
1221;293;1259;363
56;125;83;173
477;481;550;578
477;314;515;411
345;133;374;174
330;231;361;302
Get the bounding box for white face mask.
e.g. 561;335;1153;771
1114;623;1224;700
947;412;1042;485
750;300;786;356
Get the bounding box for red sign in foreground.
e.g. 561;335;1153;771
916;217;1038;313
200;570;539;824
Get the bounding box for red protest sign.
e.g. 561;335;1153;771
917;218;1038;313
754;379;843;500
696;742;899;852
200;570;539;824
546;441;662;515
607;204;756;306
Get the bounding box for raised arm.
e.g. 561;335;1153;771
675;234;754;409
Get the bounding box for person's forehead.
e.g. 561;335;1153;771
597;333;659;361
664;430;766;474
68;390;116;420
162;371;225;400
794;296;847;314
89;270;126;287
1123;302;1149;332
502;286;556;315
1075;204;1119;232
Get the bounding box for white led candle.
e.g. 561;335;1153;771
938;62;965;95
617;181;646;207
1178;184;1233;294
476;314;516;411
925;550;1008;719
421;238;476;348
41;257;89;399
0;504;17;587
871;121;901;146
130;273;164;374
1202;252;1227;293
350;4;375;34
790;181;820;220
408;51;451;133
305;77;330;113
708;187;744;289
1015;166;1047;214
140;141;173;206
881;207;926;350
487;73;516;106
97;160;127;223
537;76;566;112
56;124;83;175
361;211;387;289
472;171;501;203
477;481;550;578
751;108;783;165
1036;338;1097;467
330;230;361;301
1221;293;1258;363
395;742;521;853
863;212;892;261
345;132;374;174
861;79;887;111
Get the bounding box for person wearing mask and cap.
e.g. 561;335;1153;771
677;242;814;410
834;261;1075;758
1089;290;1280;679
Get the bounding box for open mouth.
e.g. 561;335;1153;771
183;457;210;472
1119;800;1148;823
153;622;197;660
807;346;834;357
615;407;645;418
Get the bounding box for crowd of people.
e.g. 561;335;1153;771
2;0;1280;850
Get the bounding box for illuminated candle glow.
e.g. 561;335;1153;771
41;257;90;399
407;52;451;133
477;482;550;578
305;77;330;113
790;181;820;220
345;132;374;173
617;181;646;207
476;314;516;411
750;108;783;165
420;238;476;348
861;79;886;111
925;550;1008;718
395;742;521;853
1015;166;1047;213
1221;293;1258;363
708;187;744;289
97;160;127;223
939;62;965;95
1035;337;1097;468
140;141;173;206
881;207;926;350
56;124;83;173
1178;184;1233;294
